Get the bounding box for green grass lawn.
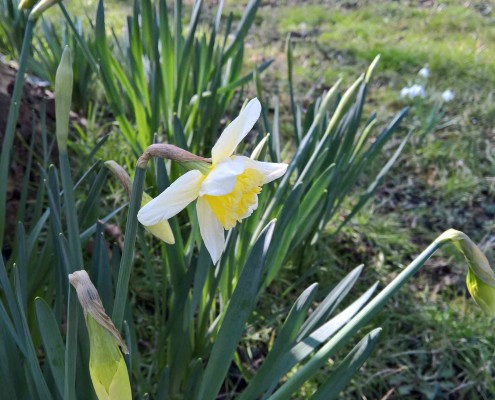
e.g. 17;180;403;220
246;1;495;398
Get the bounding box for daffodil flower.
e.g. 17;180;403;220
137;98;287;263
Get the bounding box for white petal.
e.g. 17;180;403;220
211;98;261;164
241;156;288;184
197;197;225;264
199;157;245;196
137;170;203;226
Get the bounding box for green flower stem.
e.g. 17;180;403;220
112;166;146;330
0;18;36;247
269;240;443;400
64;286;79;400
59;153;84;269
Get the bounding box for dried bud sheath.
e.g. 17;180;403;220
104;161;132;198
105;160;175;244
55;46;73;154
69;270;128;352
136;143;211;169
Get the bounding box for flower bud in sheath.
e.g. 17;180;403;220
55;46;73;153
69;270;132;400
436;229;495;316
105;160;175;244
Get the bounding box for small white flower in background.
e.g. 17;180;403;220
441;89;455;102
400;84;426;100
418;66;429;78
138;98;288;264
400;87;410;98
408;84;426;98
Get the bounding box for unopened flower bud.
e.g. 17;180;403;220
436;229;495;316
105;160;175;244
68;270;131;400
55;46;73;153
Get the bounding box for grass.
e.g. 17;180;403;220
243;1;495;398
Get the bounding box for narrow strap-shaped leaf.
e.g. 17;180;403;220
332;129;413;237
35;298;65;398
94;224;114;313
286;34;299;145
183;358;204;400
238;283;318;400
217;59;273;94
309;328;382;400
15;223;28;312
221;0;260;64
297;264;364;341
264;185;303;284
80;167;108;227
79;204;127;243
0;254;24;340
292;283;378;361
13;268;53;399
0;311;21;400
198;220;276;400
269;240;443;400
0;300;26;356
156;367;170;400
248;283;377;400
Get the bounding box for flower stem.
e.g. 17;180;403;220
112;166;146;330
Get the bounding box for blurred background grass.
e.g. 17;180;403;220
2;0;494;398
229;1;495;398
